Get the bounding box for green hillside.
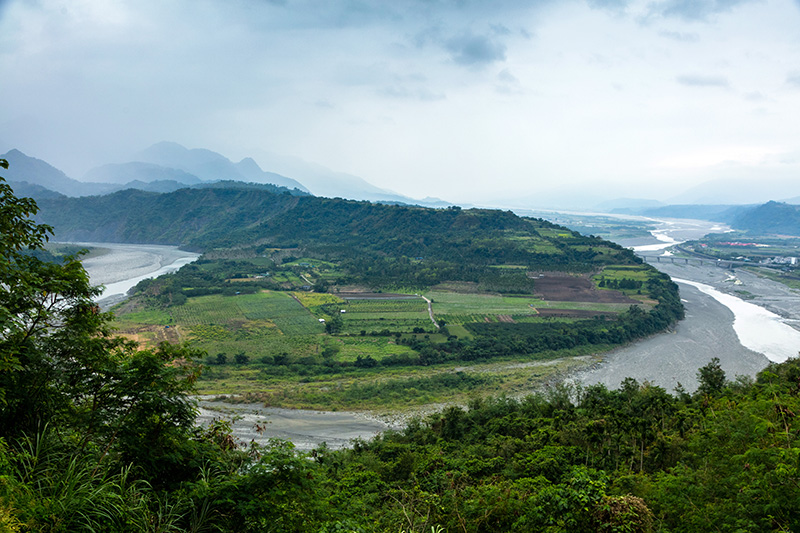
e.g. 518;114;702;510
731;201;800;236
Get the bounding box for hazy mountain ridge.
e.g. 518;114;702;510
610;204;751;222
132;142;309;192
84;161;203;185
2;149;117;197
730;201;800;236
2;144;451;206
665;175;800;205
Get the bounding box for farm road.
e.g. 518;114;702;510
420;295;439;329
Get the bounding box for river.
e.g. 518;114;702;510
76;242;200;307
574;217;800;392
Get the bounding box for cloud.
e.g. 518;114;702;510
495;68;523;94
444;31;507;66
658;30;699;42
787;72;800;88
490;23;512;36
646;0;756;21
497;69;519;84
586;0;631;12
377;85;445;101
676;74;730;87
744;91;767;102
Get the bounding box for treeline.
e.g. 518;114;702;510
5;340;800;532
316;357;800;532
133;259;284;306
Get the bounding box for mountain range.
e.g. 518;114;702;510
0;143;449;206
3;142;800;212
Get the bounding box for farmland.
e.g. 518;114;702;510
111;251;678;411
103;199;682;411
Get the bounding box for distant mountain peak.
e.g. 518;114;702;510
1;148;117;197
235;157;265;178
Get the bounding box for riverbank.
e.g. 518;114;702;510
573;258;800;393
76;242;199;307
196;399;398;451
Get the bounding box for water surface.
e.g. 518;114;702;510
674;278;800;363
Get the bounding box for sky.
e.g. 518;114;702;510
2;0;800;205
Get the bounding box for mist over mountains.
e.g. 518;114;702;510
0;143;448;207
3;142;800;215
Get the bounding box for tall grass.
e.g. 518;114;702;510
0;428;210;532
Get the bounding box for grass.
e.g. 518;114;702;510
326;336;418;362
113;309;173;327
596;265;651;281
292;292;345;308
195;345;607;411
444;324;474;340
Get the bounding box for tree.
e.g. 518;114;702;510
0;161;202;464
697;357;726;396
0;159;124;434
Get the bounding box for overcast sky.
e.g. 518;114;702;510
2;0;800;204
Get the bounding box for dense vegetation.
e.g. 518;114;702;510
36;186;629;267
4;160;800;531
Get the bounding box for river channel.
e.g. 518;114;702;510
76;242;200;307
575;217;800;392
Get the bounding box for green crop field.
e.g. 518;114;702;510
339;318;433;335
169;295;243;326
343;298;427;314
236;292;324;335
425;291;542;315
326;336;419;362
113;308;173;328
335;297;433;334
596;265;651;281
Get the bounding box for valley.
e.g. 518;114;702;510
73;212;800;450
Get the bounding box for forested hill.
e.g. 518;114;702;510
731;200;800;236
35;186;636;269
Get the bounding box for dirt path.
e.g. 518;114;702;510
420;295;439;330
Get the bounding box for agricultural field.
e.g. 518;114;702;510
337;297;433;335
111;251;670;411
426;285;634;326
